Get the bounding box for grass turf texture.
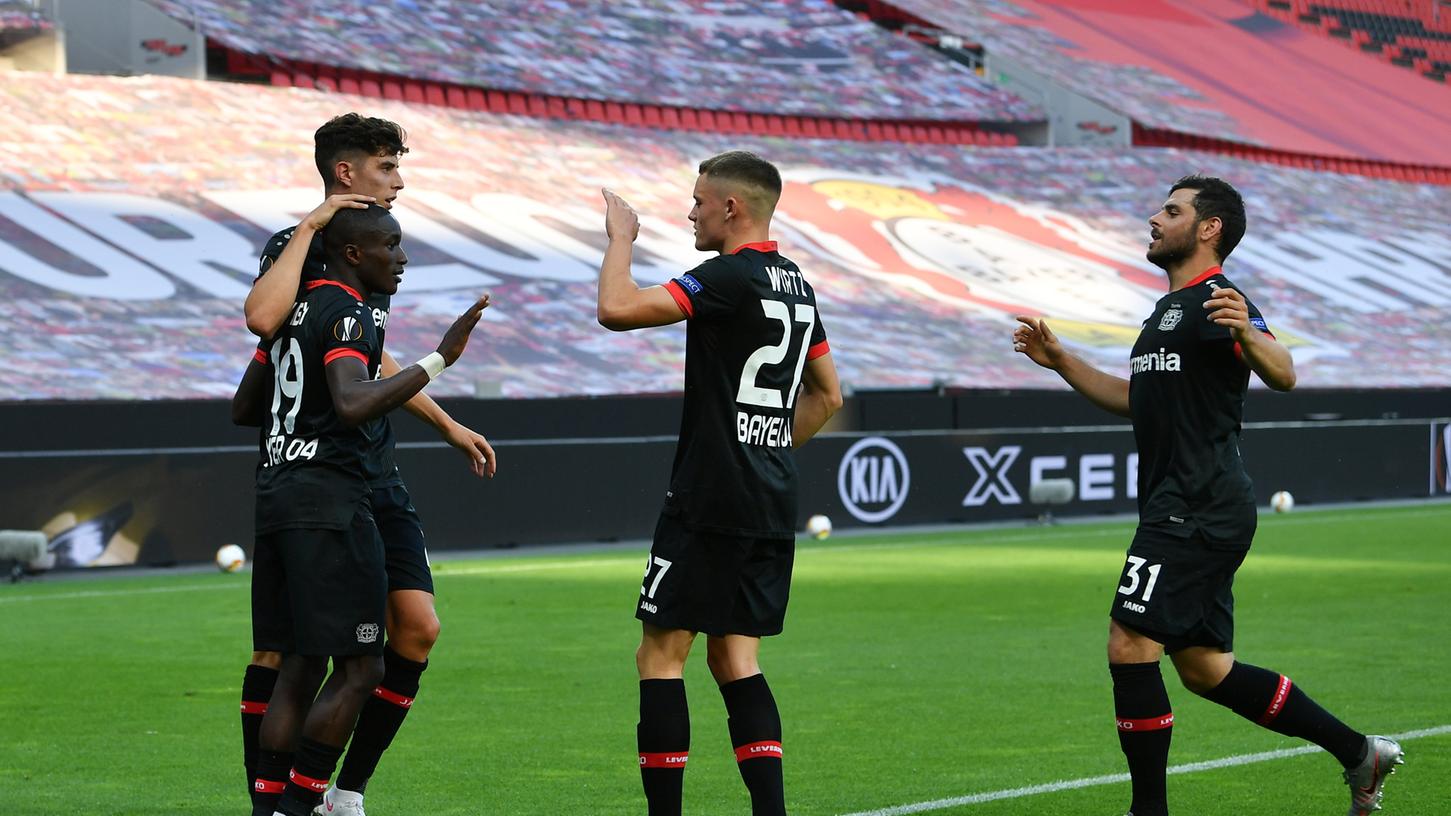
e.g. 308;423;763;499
1;503;1447;815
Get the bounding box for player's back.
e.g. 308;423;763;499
663;242;830;539
254;279;381;533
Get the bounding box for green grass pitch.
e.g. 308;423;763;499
2;502;1447;815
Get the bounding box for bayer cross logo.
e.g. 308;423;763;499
356;623;379;643
1158;305;1183;331
837;437;910;523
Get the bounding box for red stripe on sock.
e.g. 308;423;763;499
1258;674;1293;725
240;700;269;715
1116;713;1174;732
253;778;285;794
288;770;330;792
638;751;689;769
372;686;414;708
734;741;784;762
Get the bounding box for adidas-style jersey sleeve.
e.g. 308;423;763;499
664;255;748;320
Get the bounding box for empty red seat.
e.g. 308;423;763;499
446;86;468;108
680;108;699;130
338;76;361;95
604;102;626;122
661;107;682;129
359;79;381;97
403;82;426;104
586;99;606;120
466;87;487;110
697;110;718;131
381;80;403;100
507;92;529;114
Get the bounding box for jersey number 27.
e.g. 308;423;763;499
736;300;816;410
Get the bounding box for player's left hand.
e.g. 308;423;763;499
444;421;497;478
1204;286;1252;339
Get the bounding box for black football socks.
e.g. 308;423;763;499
241;663;279;803
720;673;786;816
335;645;428;794
1110;662;1173;816
250;748;292;816
275;736;344;816
638;678;690;816
1200;662;1366;767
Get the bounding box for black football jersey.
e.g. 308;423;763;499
254;279;382;533
1128;267;1274;547
660;241;830;538
259;227;400;489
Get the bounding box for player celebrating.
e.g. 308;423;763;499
596;151;842;816
1012;175;1401;816
234;114;495;816
245;203;488;816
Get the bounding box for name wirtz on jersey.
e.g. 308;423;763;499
1130;348;1182;374
765;266;804;296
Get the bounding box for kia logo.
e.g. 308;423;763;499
837;437;910;523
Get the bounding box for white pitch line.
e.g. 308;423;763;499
0;581;231;604
838;724;1451;816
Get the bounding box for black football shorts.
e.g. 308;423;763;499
370;483;434;595
252;500;387;656
1108;525;1249;653
635;513;795;637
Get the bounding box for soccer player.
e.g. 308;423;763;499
1012;175;1402;816
596;151;842;816
235;114;496;816
244;203;488;816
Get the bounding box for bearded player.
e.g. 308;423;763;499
1013;175;1402;816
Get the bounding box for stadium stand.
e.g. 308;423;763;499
2;72;1448;402
143;0;1041;123
1249;0;1451;81
878;0;1451;168
0;0;51;31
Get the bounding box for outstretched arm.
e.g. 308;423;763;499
245;194;374;339
326;296;490;427
793;352;843;448
383;349;497;478
596;189;685;331
1013;316;1131;418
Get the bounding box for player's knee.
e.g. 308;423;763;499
340;655;386;695
390;613;440;657
705;645;758;684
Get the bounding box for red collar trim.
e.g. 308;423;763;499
729;241;777;255
306;279;364;302
1176;266;1222;291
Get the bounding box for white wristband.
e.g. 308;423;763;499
416;351;447;381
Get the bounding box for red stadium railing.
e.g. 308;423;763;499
1133;124;1451;184
218;48;1022;147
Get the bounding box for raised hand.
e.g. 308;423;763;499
602;188;640;242
1012;315;1066;370
436;294;491;365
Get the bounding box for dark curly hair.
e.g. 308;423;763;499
314;113;409;185
1169;174;1246;262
